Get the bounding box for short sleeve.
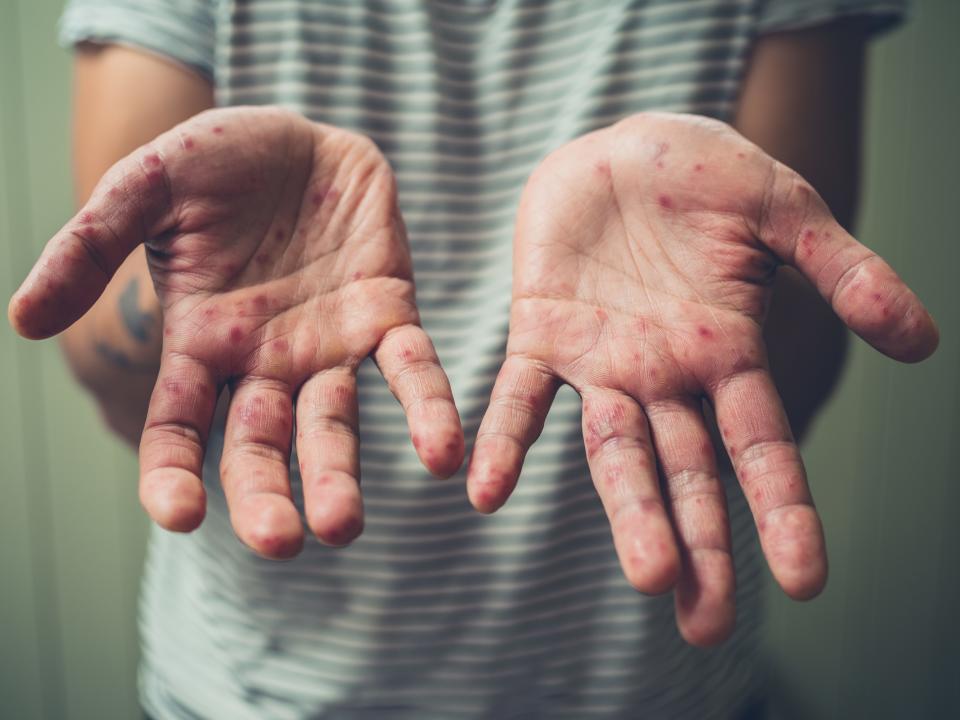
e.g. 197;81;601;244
755;0;909;37
58;0;217;80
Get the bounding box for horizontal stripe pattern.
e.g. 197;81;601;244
58;0;904;717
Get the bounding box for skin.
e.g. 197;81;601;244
11;25;937;646
465;112;937;643
60;44;214;444
12;107;465;557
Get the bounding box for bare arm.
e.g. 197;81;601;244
735;20;869;440
59;45;213;445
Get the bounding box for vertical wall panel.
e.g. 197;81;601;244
765;1;960;718
11;0;149;718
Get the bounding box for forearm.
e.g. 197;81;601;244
734;20;867;440
59;43;213;444
60;248;160;445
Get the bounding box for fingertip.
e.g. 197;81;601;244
777;562;828;602
414;426;465;479
303;475;365;547
467;482;507;514
235;494;304;560
621;537;682;596
895;309;940;364
465;455;516;513
762;505;828;601
674;550;737;647
140;469;207;532
312;514;364;548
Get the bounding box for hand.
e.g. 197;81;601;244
466;113;938;645
9;107;464;558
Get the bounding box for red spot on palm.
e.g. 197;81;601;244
184;137;195;150
229;326;244;344
697;326;714;340
595;308;607;322
213;126;223;135
352;271;364;281
657;194;673;210
693;163;704;172
272;338;289;353
255;253;270;266
253;294;269;312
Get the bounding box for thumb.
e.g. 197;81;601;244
8;146;174;339
758;162;939;363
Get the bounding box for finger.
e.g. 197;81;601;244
374;324;464;478
708;367;827;600
220;377;303;559
9;147;173;339
582;388;680;595
646;398;735;646
139;352;218;533
760;165;938;362
466;355;559;513
295;368;364;547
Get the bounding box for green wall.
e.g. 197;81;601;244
0;1;956;718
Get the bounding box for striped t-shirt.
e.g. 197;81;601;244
60;2;904;718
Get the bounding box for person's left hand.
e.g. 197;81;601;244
466;113;938;645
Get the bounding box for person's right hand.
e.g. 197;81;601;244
9;106;464;558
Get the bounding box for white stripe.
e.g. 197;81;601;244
224;14;749;73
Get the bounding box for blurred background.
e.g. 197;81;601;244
1;1;957;718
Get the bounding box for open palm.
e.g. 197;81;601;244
467;113;938;645
10;107;463;558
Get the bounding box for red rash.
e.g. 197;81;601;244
229;326;244;344
697;326;714;340
657;194;673;209
79;212;94;224
272;338;289;353
184;137;195;150
352;271;364;281
213;126;224;134
693;163;704;172
253;294;269;312
595;308;607;321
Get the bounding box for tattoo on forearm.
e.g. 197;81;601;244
119;278;156;342
94;341;160;374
